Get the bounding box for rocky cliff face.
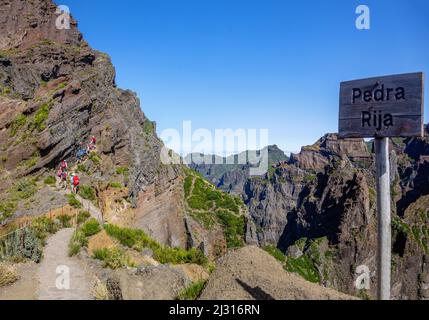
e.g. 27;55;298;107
0;0;185;247
196;132;429;299
258;135;429;299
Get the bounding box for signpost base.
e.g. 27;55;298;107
375;137;392;300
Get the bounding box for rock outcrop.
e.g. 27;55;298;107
0;0;184;247
200;246;355;300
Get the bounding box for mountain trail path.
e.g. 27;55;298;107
37;228;93;300
57;188;103;223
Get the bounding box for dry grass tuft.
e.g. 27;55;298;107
0;262;20;287
92;277;109;300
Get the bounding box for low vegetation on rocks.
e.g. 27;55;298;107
67;194;82;209
104;224;208;266
78;185;96;202
43;176;56;185
92;247;135;269
393;209;429;254
184;169;246;248
68;217;99;256
264;237;334;284
176;280;207;300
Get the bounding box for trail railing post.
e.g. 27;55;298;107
375;137;391;300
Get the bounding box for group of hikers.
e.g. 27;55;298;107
56;160;80;193
56;136;97;193
76;136;97;162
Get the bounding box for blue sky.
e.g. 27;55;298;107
63;0;429;154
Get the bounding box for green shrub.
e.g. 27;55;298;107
0;199;17;222
81;218;101;237
215;196;239;214
188;195;209;210
77;211;91;224
264;245;286;263
176;280;207;300
10;179;37;200
190;211;217;230
206;190;221;201
116;167;129;175
44;176;56;185
392;217;410;234
285;255;320;283
77;164;87;173
9;114;27;137
18;153;40;169
10;227;43;263
30;216;60;243
184;176;193;198
104;224;159;250
104;224;208;265
304;174;317;182
68;230;88;256
57;214;72;228
30;102;51;132
67;194;82;208
89;152;101;165
109;182;123;189
92;247;135;269
78;185;96;201
153;247;207;266
216;210;245;248
142;121;155;135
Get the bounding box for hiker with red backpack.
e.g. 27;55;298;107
72;174;80;194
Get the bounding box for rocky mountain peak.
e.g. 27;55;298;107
288;133;370;171
0;0;84;50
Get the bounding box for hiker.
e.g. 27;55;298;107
60;160;68;172
89;136;97;151
56;168;63;188
76;148;87;163
61;170;68;190
73;174;80;194
70;173;75;192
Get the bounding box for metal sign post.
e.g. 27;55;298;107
339;72;424;300
375;137;391;300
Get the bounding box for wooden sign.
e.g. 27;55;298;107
339;72;424;138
